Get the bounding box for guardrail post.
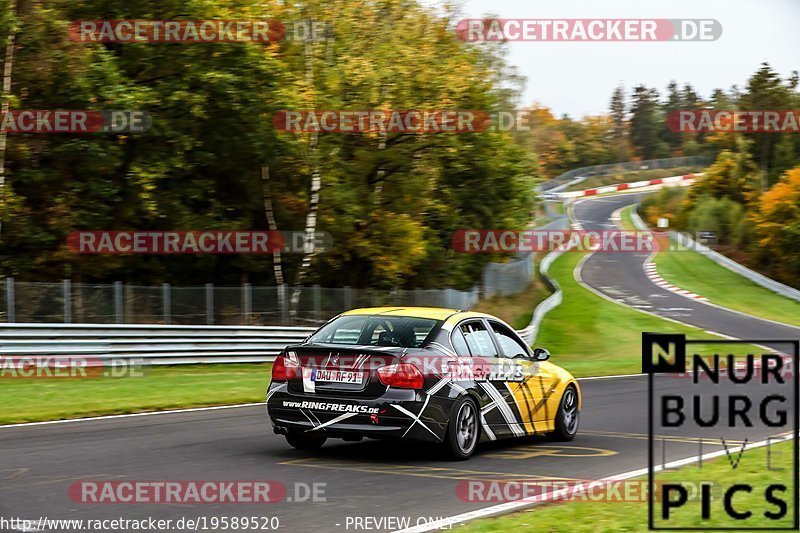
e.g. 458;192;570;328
343;286;352;311
279;284;288;324
63;279;71;323
113;281;123;324
6;277;14;323
162;283;171;325
205;283;214;325
243;283;252;325
313;284;321;321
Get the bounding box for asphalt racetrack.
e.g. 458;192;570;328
1;194;798;532
573;193;800;346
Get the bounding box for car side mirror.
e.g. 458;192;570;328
532;348;550;361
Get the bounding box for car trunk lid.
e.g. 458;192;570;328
286;344;403;398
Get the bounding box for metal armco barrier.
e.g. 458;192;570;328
0;323;317;365
539;155;711;191
0;321;537;365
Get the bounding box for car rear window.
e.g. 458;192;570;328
308;315;441;348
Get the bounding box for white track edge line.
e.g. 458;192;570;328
0;402;267;429
393;433;795;532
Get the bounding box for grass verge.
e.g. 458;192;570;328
618;205;800;328
459;438;795;531
2;363;271;425
655;251;800;327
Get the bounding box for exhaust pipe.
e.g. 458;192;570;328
273;426;288;435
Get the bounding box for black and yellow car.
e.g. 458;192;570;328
267;307;581;459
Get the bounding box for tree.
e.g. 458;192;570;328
752;166;800;284
739;63;794;189
660;81;683;153
689;144;760;206
0;0;18;239
629;85;668;160
610;85;626;139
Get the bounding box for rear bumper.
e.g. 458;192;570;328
266;383;450;443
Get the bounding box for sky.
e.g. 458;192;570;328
445;0;800;117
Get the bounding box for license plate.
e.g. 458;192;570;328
313;369;364;384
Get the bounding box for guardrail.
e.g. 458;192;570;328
0;323;317;365
518;249;564;345
551;173;698;199
538;155;711;192
0;320;541;365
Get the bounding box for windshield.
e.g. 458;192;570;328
308;315;442;348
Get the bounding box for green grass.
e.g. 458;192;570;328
655;251;800;327
618;204;637;231
535;252;759;377
459;439;795;531
2;363;271;424
617;205;800;328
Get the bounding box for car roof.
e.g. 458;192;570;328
341;306;492;322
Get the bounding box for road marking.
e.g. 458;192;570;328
580;429;746;445
574;252;700;329
642;252;708;302
703;330;737;339
394;433;796;532
577;373;643;381
485;445;616;460
278;457;579;482
2;467;29;480
0;402;267;429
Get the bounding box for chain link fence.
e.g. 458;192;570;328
0;278;480;325
482;253;534;298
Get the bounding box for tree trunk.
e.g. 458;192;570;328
0;0;19;239
372;128;387;205
290;16;321;316
261;165;284;286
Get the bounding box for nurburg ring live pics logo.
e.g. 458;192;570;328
643;333;799;530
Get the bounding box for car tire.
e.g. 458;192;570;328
443;396;480;460
286;431;327;450
547;384;579;441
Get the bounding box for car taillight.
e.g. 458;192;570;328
377;363;424;389
272;351;299;382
